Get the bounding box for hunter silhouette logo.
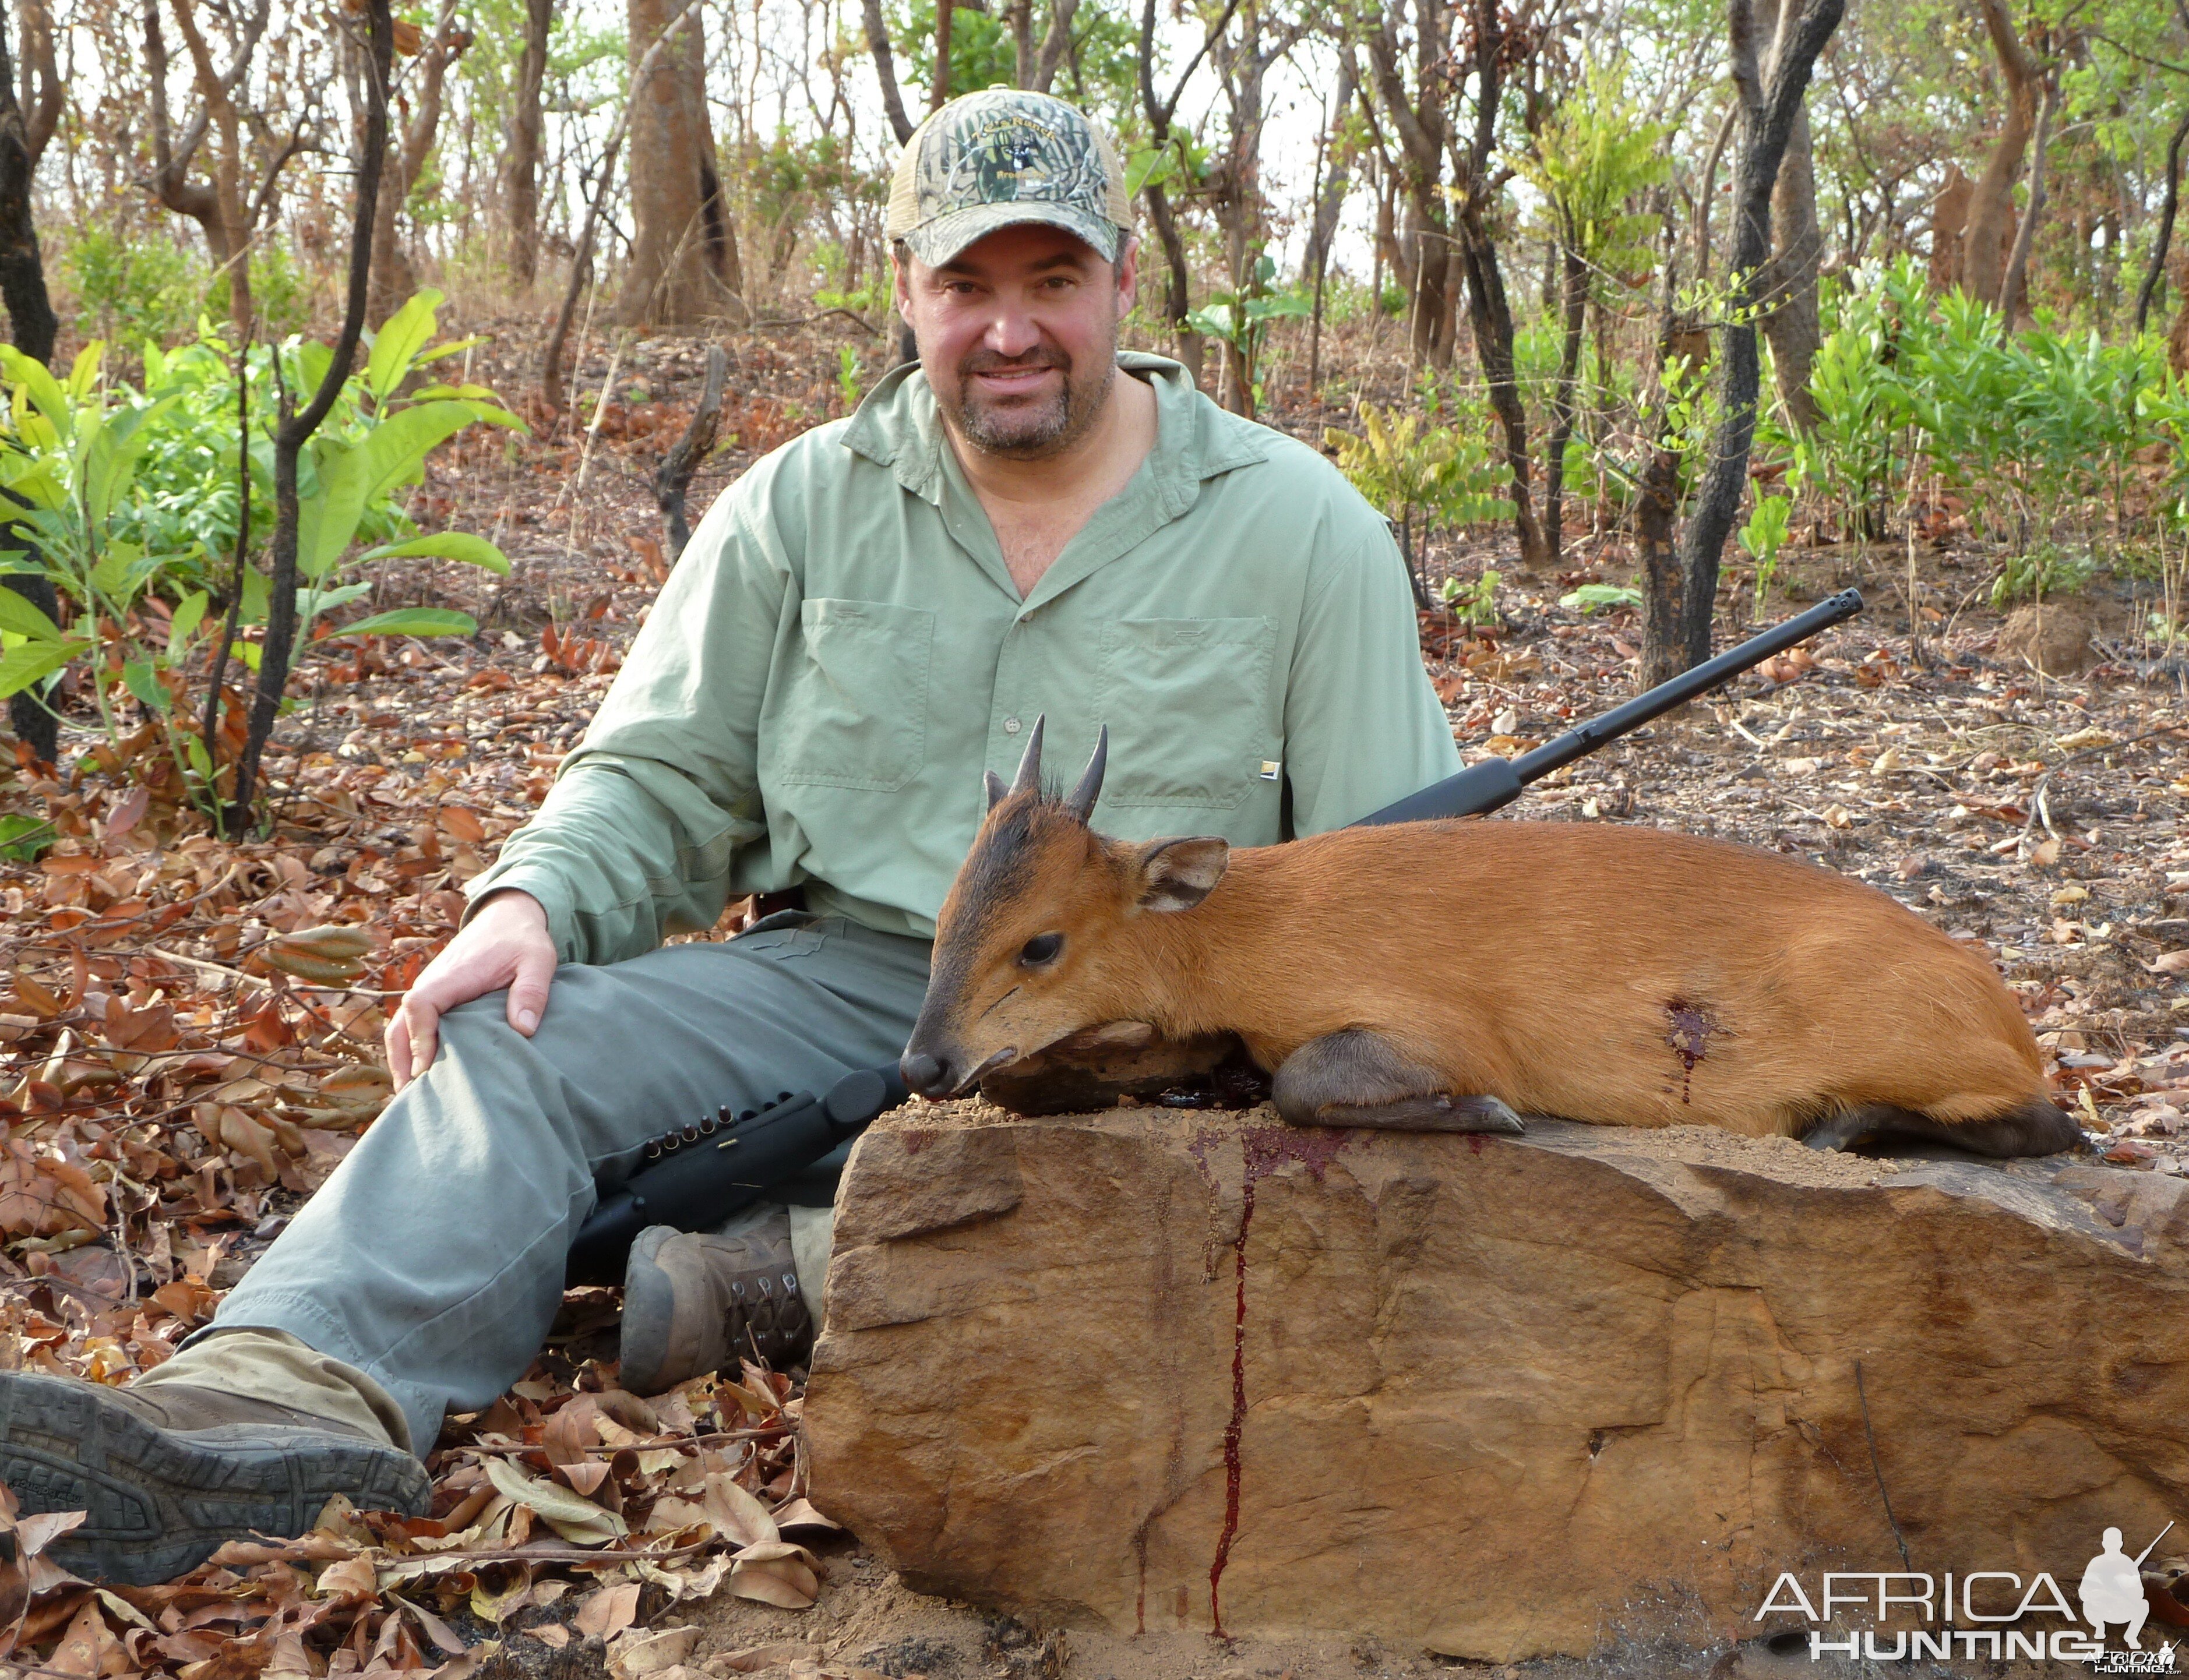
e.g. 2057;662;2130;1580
1754;1520;2181;1667
2084;1527;2155;1649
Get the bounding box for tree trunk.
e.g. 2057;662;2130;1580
1142;179;1203;385
1454;200;1546;566
1929;164;1973;291
229;0;390;832
164;0;256;340
1998;80;2053;330
1302;55;1356;289
1961;0;2035;309
1008;0;1033;86
1756;13;1821;435
863;0;916;143
1636;449;1684;689
1674;0;1845;670
0;0;54;764
2136;110;2189;335
0;0;52;366
15;0;55;161
621;0;741;326
500;0;551;288
1031;0;1076;92
931;0;954;110
1404;190;1454;365
1542;232;1585;570
1449;0;1544;566
369;8;466;325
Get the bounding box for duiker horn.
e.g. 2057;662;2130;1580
1008;715;1046;797
1064;726;1108;821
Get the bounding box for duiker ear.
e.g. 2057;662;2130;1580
1134;837;1229;912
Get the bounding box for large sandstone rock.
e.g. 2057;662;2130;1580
803;1104;2189;1663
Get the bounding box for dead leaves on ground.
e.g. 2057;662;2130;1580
0;1350;843;1680
0;641;847;1676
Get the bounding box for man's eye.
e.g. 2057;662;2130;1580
1018;933;1064;966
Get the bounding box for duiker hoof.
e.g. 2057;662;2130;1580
1309;1093;1527;1134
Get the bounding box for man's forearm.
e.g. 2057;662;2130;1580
465;756;759;966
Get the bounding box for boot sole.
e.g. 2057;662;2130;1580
0;1372;431;1586
618;1225;681;1396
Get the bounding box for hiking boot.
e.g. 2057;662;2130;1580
0;1371;431;1586
619;1213;813;1394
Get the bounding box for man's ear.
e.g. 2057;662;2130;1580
893;249;915;318
1114;235;1140;317
1133;836;1228;912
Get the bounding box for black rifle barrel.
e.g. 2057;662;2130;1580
1353;588;1866;827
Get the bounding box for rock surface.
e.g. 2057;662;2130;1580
803;1103;2189;1662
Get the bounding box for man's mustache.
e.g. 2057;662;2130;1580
960;350;1070;379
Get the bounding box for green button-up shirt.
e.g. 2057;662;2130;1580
468;353;1459;960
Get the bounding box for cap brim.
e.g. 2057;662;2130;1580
901;201;1123;268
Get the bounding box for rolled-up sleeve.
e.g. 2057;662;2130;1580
1280;522;1460;835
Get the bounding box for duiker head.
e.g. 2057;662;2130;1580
900;720;1230;1099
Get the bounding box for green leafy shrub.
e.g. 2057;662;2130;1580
1989;545;2095;608
1327;405;1513;608
0;290;521;792
62;230;209;351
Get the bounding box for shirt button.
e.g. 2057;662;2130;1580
1003;717;1023;735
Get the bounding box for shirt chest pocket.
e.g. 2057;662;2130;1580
777;598;935;791
1095;617;1275;809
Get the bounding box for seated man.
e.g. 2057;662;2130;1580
0;88;1458;1585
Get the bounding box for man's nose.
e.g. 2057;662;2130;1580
982;305;1044;360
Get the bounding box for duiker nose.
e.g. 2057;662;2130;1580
901;1050;950;1099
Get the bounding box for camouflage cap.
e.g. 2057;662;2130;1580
887;89;1133;269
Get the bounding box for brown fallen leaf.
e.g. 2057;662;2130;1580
573;1580;642;1640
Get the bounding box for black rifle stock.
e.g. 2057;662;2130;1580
1353;588;1865;827
565;1064;907;1286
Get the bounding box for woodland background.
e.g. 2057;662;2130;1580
0;0;2186;1671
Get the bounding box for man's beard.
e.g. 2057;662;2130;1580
940;332;1117;460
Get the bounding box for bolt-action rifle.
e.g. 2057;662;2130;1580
565;1065;907;1284
1353;588;1865;827
568;591;1866;1272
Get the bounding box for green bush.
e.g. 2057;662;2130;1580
0;291;521;792
62;230;209;351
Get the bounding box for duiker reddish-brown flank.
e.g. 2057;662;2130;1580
900;722;2079;1156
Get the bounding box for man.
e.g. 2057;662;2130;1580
0;89;1457;1585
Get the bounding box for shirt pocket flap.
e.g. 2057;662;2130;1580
775;598;935;792
1095;617;1275;809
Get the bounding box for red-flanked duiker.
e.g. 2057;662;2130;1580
899;721;2082;1156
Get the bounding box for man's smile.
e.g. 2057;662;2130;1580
968;363;1063;398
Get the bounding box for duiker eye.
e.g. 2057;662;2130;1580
1018;933;1064;966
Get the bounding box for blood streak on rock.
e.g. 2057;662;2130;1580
899;1128;937;1155
1663;1000;1721;1106
1187;1124;1353;1639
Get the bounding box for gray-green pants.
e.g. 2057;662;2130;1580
143;916;930;1456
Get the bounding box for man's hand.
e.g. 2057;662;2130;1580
387;891;557;1089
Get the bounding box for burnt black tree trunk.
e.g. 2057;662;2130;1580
227;0;391;832
1672;0;1844;669
0;0;58;764
1449;0;1550;570
2137;105;2189;336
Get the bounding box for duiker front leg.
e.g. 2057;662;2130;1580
1274;1029;1525;1134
